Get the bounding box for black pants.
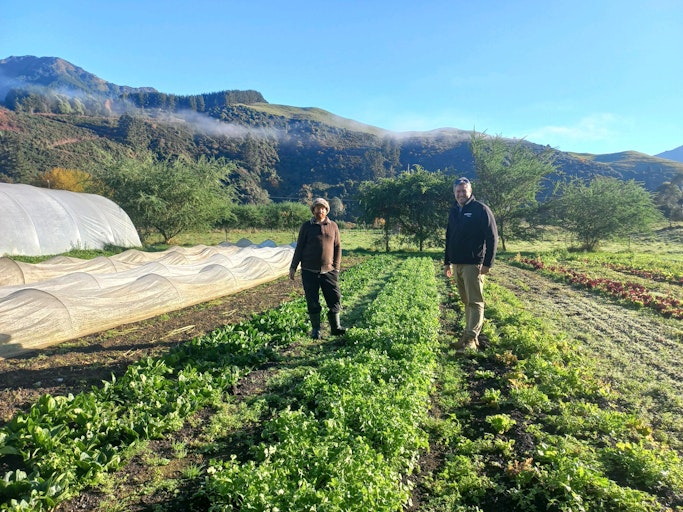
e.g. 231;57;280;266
301;269;342;315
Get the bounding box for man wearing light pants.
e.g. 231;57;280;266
444;177;498;352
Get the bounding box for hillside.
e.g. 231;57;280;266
568;150;683;190
2;55;683;216
0;55;156;100
657;145;683;163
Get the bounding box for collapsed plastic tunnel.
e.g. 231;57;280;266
0;240;294;359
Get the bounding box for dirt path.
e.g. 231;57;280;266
491;261;683;446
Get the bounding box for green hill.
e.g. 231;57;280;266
569;150;683;189
2;55;683;215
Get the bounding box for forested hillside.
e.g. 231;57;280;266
2;55;683;216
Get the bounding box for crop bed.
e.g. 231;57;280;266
1;253;682;511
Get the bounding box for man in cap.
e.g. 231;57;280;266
444;177;498;352
289;197;346;339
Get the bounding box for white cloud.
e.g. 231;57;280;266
525;113;627;152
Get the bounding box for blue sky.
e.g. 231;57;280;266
2;0;681;156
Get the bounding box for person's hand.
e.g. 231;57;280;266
289;269;296;280
444;264;452;278
480;265;491;275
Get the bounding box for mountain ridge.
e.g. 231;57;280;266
656;145;683;163
0;55;157;99
1;55;682;211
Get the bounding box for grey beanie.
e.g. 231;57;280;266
310;197;330;212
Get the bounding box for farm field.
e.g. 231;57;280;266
489;261;683;450
1;234;683;511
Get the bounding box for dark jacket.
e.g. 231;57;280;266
444;196;498;267
290;217;341;273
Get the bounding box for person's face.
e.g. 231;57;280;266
454;184;472;206
313;204;328;221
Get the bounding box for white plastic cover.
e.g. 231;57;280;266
0;241;295;358
0;183;141;256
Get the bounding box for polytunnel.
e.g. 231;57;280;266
0;241;295;358
0;183;141;256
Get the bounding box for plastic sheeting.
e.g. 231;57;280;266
0;240;295;358
0;183;141;256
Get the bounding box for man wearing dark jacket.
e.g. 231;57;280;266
290;197;346;339
444;177;498;352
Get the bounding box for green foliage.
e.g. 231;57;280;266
358;176;404;251
2;249;683;510
219;202;311;234
485;414;516;434
95;154;237;243
579;150;683;191
470;132;558;250
0;297;310;511
266;201;311;231
5;88;110;116
602;441;683;492
655;173;683;225
393;166;453;251
425;273;683;511
202;256;441;510
0;111;132;183
358;166;452;251
2;56;682;222
3;72;682;232
552;176;664;250
510;254;683;318
425;453;496;509
122;89;266;112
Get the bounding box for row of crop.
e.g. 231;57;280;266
0;294;314;510
511;256;683;319
423;279;683;510
199;256;441;510
602;261;683;286
0;254;399;511
566;252;683;286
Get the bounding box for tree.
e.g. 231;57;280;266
55;98;72;114
358;166;452;252
362;149;389;179
215;209;238;240
118;113;152;149
240;134;280;180
71;98;86;115
358;177;403;252
96;154;236;243
394;167;452;251
553;176;663;251
32;167;94;192
655;174;683;226
265;202;311;234
217;202;309;240
328;197;345;220
227;204;265;232
470;132;558;250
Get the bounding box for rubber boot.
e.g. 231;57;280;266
327;311;346;335
309;312;322;339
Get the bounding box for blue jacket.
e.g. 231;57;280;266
444;196;498;267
